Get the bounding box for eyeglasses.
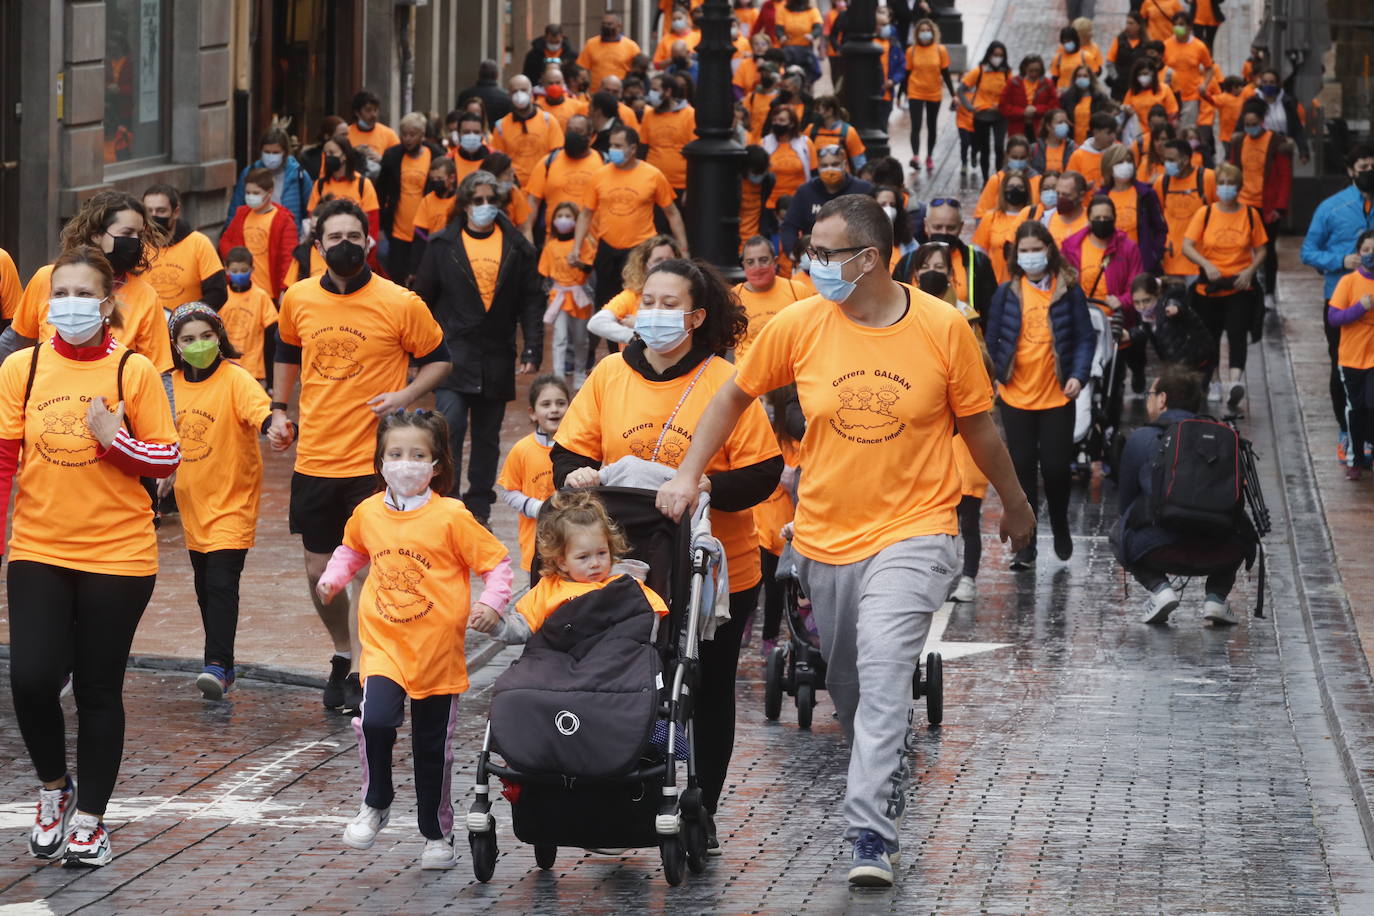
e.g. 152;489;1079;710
928;198;961;209
805;245;868;266
470;195;498;204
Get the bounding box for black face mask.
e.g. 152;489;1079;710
929;232;962;250
106;235;142;275
1090;218;1116;239
424;179;445;195
325;154;343;176
771;123;790;138
918;270;951;297
1057;198;1080;216
601;26;617;40
564;132;590;157
1356;171;1374;194
152;215;174;233
324;239;366;277
1004;185;1029;207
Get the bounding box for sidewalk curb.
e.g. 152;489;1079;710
1265;314;1374;852
0;635;512;690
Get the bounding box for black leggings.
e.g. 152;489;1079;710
759;549;783;641
957;495;983;579
1326;305;1348;432
1193;287;1259;373
973;116;1007;182
695;583;760;814
8;560;155;817
353;675;459;839
999;401;1075;534
1262;216;1282;297
958;127;976;168
190;548;247;669
1342;366;1374;470
908;100;941;160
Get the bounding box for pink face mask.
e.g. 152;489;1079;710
381;460;435;497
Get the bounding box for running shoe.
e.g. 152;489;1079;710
925;156;934;172
759;637;777;659
1203;597;1238;626
1347;465;1363;481
1337;431;1350;464
1009;546;1036;570
323;654;350;710
950;576;977;603
63;813;111;867
909;157;921;172
1141;585;1180;625
341;673;363;716
848;829;894;887
1227;379;1246;411
1052;527;1073;561
702;809;721;857
420;834;458;869
197;664;234;700
1208;380;1222;402
342;804;390;849
28;776;75;860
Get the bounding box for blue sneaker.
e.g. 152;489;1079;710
1338;431;1351;465
848;829;894;887
197;664;234;700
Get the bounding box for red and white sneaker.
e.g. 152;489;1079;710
63;813;112;867
28;777;76;859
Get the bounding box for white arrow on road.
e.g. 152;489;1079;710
924;601;1011;661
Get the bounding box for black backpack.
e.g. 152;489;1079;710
1148;415;1242;534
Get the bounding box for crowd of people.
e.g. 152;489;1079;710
0;0;1367;891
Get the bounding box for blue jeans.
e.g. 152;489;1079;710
433;387;506;522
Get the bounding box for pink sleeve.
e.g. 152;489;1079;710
319;544;369;594
478;554;515;611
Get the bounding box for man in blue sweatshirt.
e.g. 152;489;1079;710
1301;144;1374;459
779;145;873;257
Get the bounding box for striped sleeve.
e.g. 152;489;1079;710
98;427;181;478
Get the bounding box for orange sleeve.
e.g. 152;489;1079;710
277;288;301;346
0;346;27;439
0;250;21;321
734;306;800;397
341;503;367;555
14;266;50;340
453;506;511;576
945;311;995;416
360;178;379;213
397;287;445;357
496;436;527;491
975;174;1000;218
653;169;676;208
537;243;554;278
306;182;321;214
806;137;818;170
722;395;784;472
258;289;279;329
1330;273;1353;311
194;233;222;282
526;159;549;199
233;363;273;429
583;170;603;210
972;218;991;251
1183;206;1207;244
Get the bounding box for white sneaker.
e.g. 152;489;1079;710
62;812;112;867
950;576;977;603
1141;586;1180;625
1203;598;1238;626
420;834;458;869
1208;381;1222;401
342;803;390;849
28;778;76;860
1265;293;1277;311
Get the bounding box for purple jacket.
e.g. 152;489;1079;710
1061;226;1144;309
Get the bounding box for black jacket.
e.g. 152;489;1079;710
779;175;875;256
410;214;543;400
377;141;446;236
457;80;512;124
522;36;580;83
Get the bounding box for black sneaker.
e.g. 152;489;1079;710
1009;545;1036;570
1052;525;1073;561
341;673;363;716
322;655;350;710
702;809;721;857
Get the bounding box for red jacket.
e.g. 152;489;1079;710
999;77;1060;139
219;203;298;296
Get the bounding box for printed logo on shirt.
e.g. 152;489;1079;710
370;549;433;623
176;409;216;462
603;186;646;218
624;422;691;466
243;224;269;252
827;370;909;444
308;328;366;380
220;303;256;353
1021;296;1053;344
31;396;100;467
144;262;188;303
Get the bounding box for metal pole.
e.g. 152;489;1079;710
681;0;745;279
840;0;889;161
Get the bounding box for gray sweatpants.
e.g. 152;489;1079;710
796;534;957;854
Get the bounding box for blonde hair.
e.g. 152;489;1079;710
399;111;429;133
1215;162;1243;185
536;490;631;579
1100;142;1134;174
621;234;683;293
1071;17;1093;41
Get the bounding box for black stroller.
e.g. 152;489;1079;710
466;487;721;886
762;544;944;729
1073;298;1126;478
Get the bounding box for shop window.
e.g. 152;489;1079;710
104;0;168;167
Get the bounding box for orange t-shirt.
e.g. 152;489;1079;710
505;186;532;229
1048;210;1088;246
1000;278;1069;411
450;151;487;184
954;434;990;499
1184;204;1267;296
16;266;174;374
527;149;606;214
0;340;176;576
740;175;766;242
537;235;596;318
348;122;400;159
734;288;993;564
1041;140;1071;174
344;493;510;697
277;273;445;477
391;146;434;242
242;208;278;296
1067;145;1106;190
1078;236;1110;299
1142;0;1182;42
1154;167;1218;274
972;209;1024;284
1193;0;1220;26
461;229;503;311
576;36;643;88
172;360;272;551
652;29;703;65
766;137;818;207
1330;272;1374;370
1051;49;1099;91
642;106;697;191
0;248;21;320
555;353;781;590
809;122;866;165
143;230;223;314
1210;88;1245;141
1124;85;1179;127
1163;36;1214;101
732;277;806;359
776;6;822;45
906;43;951;102
754;437;799;555
606;288;640;320
496;431;555;572
1109;185;1141;242
411;191;458;236
745;90;781;144
537;95;589;132
1236;130;1273;208
975;171;1043;219
515;574;669;632
490;110;565;185
583;161;676;250
306;175;381;223
220;285;279;380
963;66;1008;112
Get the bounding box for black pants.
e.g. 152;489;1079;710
1342;365;1374;469
696;583;759;814
352;675;459;839
1262;216;1282;297
1194;24;1219;49
385;237;413;284
1326;303;1348;432
1193;287;1258;373
1128;544;1239;599
957;495;983;579
433;387;506;522
592;242;632;309
908;100;941;160
8;560;155;817
999;401;1075;534
973;117;1007;183
190;549;247;669
759;549;783;641
958;127;976;168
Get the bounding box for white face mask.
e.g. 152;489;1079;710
245;191;267;209
881;204;898;223
552;215;576;233
1138;73;1154;87
260;152;284;170
48;296;106;344
1112;161;1136;181
381;459;436;498
512;90;532;109
634;308;693;353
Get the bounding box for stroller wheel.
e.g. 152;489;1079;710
469;829;498;882
660;835;687;886
926;652;944;726
796;682;815;730
534;843;557;870
683;815;708;875
764;646;785;721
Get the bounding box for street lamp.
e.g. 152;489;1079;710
839;0;890;161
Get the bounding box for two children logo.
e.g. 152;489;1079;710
372;557;433;623
38;410;98;465
311;336;363;380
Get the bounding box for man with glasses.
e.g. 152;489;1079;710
780;145;873;261
657;194;1035;887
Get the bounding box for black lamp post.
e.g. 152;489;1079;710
682;0;745;279
840;0;889;161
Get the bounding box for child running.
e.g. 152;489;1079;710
496;375;569;576
471;489;668;644
316;409;513;869
167;303;294;698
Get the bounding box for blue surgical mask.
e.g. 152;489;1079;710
1216;184;1239;202
635;308;694;353
608;147;627;165
47;296;106;344
1040;188;1059;209
459;133;482;153
227;269;253;291
469;203;499;227
1018;250;1049;275
798;254;812;273
260;152;284;170
1006;158;1027;171
1164;160;1181;177
1053;121;1070;139
356;118;373;130
1075;76;1091;91
809;250;867;303
1260;84;1279;98
1245;124;1263;138
1361;252;1374;272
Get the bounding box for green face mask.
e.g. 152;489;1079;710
180;338;219;369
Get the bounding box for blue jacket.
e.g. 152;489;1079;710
984;272;1095;390
225;155;312;233
1301;183;1374;299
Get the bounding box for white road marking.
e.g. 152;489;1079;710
925;601;1012;661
